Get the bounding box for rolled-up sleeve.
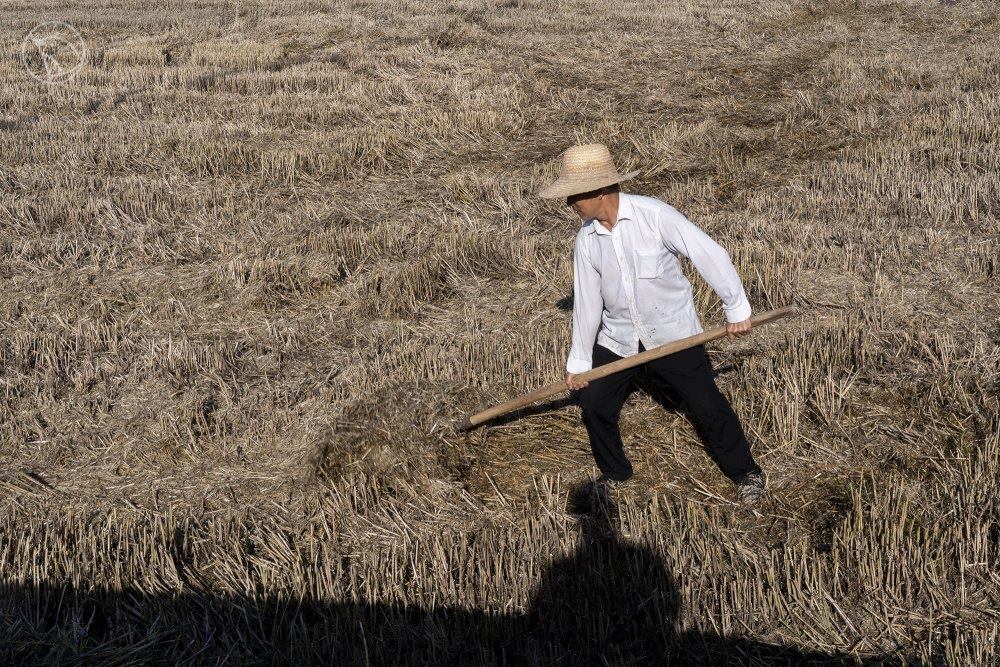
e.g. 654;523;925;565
655;205;752;323
566;231;603;373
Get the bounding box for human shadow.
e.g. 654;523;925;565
525;482;901;666
0;487;912;665
525;482;684;662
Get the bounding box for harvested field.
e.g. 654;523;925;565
0;0;998;662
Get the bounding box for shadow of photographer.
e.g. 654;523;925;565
524;482;905;665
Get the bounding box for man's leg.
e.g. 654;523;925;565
645;343;761;483
577;343;640;482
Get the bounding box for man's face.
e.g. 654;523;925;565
566;188;603;220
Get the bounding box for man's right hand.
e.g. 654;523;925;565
566;373;589;391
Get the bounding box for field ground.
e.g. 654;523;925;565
0;0;998;662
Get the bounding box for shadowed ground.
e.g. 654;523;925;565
0;485;910;665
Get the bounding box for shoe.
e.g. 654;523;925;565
735;471;766;505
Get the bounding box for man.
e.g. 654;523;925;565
538;143;766;504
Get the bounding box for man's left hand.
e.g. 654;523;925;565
726;318;752;338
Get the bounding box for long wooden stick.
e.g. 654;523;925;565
456;305;798;432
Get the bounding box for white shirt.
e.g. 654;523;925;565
566;192;752;374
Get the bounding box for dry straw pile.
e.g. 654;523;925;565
0;0;998;662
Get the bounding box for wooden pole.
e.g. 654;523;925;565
456;305;798;432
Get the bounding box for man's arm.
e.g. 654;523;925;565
566;231;603;377
655;204;752;325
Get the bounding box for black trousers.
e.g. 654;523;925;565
578;341;761;483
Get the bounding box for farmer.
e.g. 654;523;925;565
538;143;766;504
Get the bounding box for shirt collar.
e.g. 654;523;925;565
588;192;633;236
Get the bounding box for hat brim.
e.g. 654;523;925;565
537;169;641;199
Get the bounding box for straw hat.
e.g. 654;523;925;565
537;143;640;199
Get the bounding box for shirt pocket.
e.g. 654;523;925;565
634;250;663;279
